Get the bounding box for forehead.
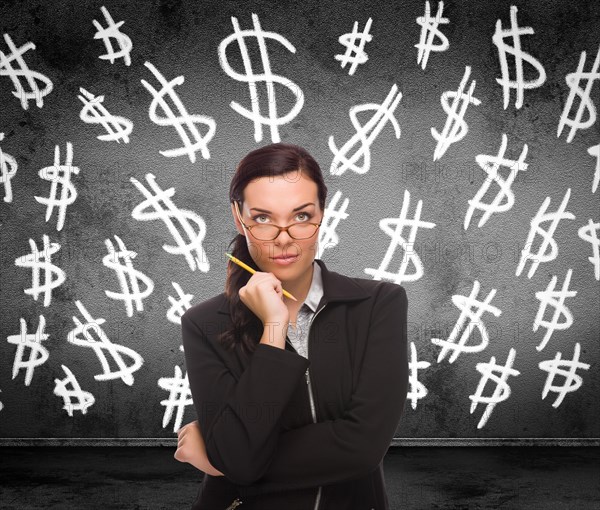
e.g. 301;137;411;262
243;172;318;210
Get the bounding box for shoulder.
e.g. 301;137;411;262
336;270;408;304
358;277;406;298
181;292;228;325
180;292;234;352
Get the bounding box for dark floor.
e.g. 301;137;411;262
0;447;598;509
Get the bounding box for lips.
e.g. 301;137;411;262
271;255;298;260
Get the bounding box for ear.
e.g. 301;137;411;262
231;202;246;237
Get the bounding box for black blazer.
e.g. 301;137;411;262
181;258;409;510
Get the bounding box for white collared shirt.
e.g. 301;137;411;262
286;260;324;360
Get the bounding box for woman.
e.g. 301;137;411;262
175;142;408;510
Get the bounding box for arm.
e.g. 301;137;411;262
181;312;310;485
239;284;409;496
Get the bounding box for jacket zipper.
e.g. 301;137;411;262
306;302;326;510
225;497;242;509
229;315;319;510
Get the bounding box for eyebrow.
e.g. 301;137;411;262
249;202;315;214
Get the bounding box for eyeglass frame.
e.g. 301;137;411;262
233;199;323;240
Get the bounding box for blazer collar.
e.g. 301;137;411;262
217;258;370;315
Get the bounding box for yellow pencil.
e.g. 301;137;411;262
225;252;298;301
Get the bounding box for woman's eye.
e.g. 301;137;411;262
252;212;311;222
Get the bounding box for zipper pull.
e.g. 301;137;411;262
225;497;243;509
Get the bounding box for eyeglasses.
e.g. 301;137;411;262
233;200;322;241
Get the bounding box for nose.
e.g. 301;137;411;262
273;228;295;243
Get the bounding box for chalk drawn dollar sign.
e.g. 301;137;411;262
67;301;144;387
7;316;50;387
218;13;304;143
431;65;480;161
557;46;600;143
130;173;209;272
35;142;80;232
103;235;154;318
329;84;402;176
15;234;66;307
492;5;546;110
0;34;54;110
470;348;520;429
141;62;216;163
78;88;133;143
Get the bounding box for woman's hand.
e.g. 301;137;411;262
239;271;290;325
174;420;224;476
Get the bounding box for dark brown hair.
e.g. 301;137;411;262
218;142;328;356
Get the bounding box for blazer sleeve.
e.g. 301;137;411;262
181;311;310;485
237;284;409;496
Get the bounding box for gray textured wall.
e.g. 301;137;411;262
0;0;598;442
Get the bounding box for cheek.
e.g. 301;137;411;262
246;240;266;260
299;239;318;257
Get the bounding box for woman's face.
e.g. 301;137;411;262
231;170;322;283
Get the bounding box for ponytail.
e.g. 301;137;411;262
217;233;264;356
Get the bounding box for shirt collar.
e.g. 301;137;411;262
303;259;324;312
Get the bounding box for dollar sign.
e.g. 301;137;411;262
470;348;520;429
218;13;304;143
516;189;575;279
103;235;154;317
364;189;436;284
492;5;546;109
465;134;529;230
15;234;66;307
92;5;133;66
431;65;481;161
334;18;373;75
158;365;194;433
557;46;600;143
68;301;144;386
539;343;590;408
78;88;133;143
532;190;574;268
0;34;54;110
141;62;216;162
54;365;96;416
533;269;577;352
7;316;50;387
329;84;402;176
415;1;450;70
130;174;209;272
35;142;80;231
